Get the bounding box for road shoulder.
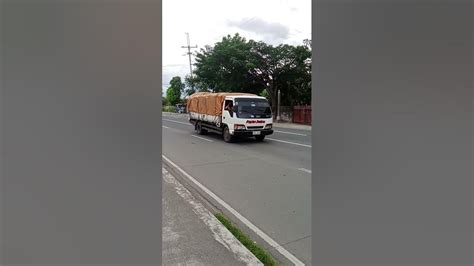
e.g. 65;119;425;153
273;122;311;131
162;167;262;266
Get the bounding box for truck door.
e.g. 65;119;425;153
222;99;234;127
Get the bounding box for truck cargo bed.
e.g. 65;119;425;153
189;112;222;126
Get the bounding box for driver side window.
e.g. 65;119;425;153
224;100;234;117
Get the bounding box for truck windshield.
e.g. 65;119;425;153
234;98;272;119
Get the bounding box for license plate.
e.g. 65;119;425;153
252;131;261;135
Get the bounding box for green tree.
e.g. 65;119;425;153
192;34;262;94
191;33;311;106
166;76;184;105
247;41;311;106
183;75;201;96
259;89;270;99
162;96;169;106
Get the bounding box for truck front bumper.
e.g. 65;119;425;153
232;129;273;137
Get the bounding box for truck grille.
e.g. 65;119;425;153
247;126;264;129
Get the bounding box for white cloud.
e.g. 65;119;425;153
227;18;290;44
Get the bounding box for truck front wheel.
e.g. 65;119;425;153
255;135;265;141
223;126;233;143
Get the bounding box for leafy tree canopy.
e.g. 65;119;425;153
166;76;184;105
189;33;311;106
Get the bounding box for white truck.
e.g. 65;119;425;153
187;92;274;142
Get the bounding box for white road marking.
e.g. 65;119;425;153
163;118;192;126
163;118;312;149
163;155;305;266
162;125;188;134
162;168;262;265
191;135;213;142
266;138;312;148
274;130;307;136
297;168;312;174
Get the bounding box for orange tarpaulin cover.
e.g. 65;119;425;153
186;92;256;116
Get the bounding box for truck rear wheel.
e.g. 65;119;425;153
195;122;207;135
223;126;233;143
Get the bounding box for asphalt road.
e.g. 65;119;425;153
162;113;311;264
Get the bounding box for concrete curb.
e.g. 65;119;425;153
273;122;311;131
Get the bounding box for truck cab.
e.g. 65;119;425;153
221;96;273;142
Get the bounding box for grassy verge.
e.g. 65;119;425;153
215;212;277;266
162;106;176;112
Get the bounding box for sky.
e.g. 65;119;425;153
162;0;311;96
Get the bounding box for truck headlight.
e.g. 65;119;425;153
264;124;272;129
234;124;245;130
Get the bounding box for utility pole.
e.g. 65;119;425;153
181;32;197;90
277;89;281;121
